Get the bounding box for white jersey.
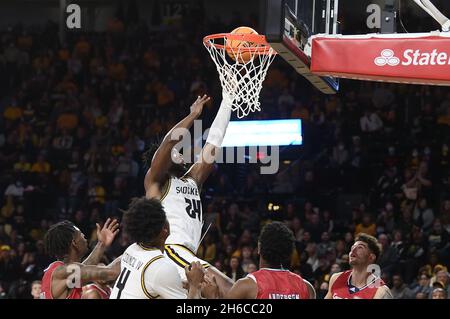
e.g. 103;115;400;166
110;243;187;299
161;176;203;253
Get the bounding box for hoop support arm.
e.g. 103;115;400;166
411;0;450;32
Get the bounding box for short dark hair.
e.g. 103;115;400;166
122;197;166;244
354;233;381;261
258;222;295;268
44;221;77;259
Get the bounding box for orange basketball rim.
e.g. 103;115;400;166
203;27;278;119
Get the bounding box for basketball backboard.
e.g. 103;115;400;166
263;0;340;94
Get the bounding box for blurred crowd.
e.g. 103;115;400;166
0;7;449;299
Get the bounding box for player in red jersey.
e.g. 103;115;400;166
200;222;315;299
325;233;393;299
82;282;112;299
41;219;121;299
82;263;112;299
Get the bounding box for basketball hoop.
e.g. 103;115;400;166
203;33;277;118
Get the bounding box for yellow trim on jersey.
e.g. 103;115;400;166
168;244;195;256
141;255;164;299
159;178;171;201
165;245;210;269
138;243;159;251
165;246;189;268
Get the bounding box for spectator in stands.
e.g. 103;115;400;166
378;233;399;276
30;280;41;299
0;12;449;299
434;270;450;298
305;243;319;272
428;219;450;264
391;274;414;299
406;161;432;200
413;197;435;233
239;246;255;274
410;273;432;297
440;200;450;233
331;140;349;168
355;213;376;237
225;257;245;282
317;232;334;257
431;287;447;299
376;201;396;234
360;108;383;133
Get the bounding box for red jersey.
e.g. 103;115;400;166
41;261;83;299
331;270;384;299
248;268;310;299
84;283;111;299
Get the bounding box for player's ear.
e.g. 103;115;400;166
161;220;170;237
71;233;79;249
71;237;81;252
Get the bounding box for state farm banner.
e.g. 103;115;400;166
310;33;450;86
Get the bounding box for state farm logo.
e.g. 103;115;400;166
375;48;450;66
374;49;400;66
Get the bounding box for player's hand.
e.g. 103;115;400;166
201;273;219;299
96;218;120;247
190;95;210;118
185;261;205;288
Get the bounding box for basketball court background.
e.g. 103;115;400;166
0;0;449;300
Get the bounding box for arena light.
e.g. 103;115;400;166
221;119;302;147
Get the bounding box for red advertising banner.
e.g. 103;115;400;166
310;34;450;86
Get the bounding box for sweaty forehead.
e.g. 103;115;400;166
352;241;368;248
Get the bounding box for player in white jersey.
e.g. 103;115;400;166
143;94;234;297
110;197;205;299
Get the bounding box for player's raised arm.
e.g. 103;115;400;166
186;96;232;186
51;259;120;299
82;218;119;265
145;95;210;199
225;277;258;299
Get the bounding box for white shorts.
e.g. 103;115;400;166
164;244;210;281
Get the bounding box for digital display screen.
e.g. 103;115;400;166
221;119;303;147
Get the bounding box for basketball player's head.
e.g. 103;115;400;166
258;222;295;269
44;220;88;260
349;233;381;268
143;144;190;177
122;197;169;246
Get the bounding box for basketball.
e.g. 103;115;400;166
225;26;259;63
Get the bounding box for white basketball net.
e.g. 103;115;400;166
204;36;276;118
